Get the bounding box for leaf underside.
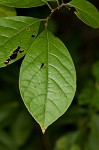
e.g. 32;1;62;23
0;16;40;68
19;30;76;132
67;0;99;28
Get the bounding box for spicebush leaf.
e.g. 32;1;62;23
19;30;76;133
67;0;99;28
0;4;16;17
0;16;40;68
0;0;56;8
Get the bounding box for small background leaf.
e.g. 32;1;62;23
11;110;33;147
78;61;99;110
0;130;18;150
0;16;40;68
0;4;16;17
19;30;76;132
92;61;99;81
0;0;56;8
67;0;99;28
88;114;99;150
0;102;19;128
78;80;99;110
53;132;80;150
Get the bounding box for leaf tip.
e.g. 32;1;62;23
40;125;46;134
37;121;46;134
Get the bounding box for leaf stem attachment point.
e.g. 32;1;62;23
44;1;70;28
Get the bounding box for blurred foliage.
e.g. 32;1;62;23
0;0;99;149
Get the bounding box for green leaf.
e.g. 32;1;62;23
0;130;18;150
54;132;80;150
11;110;33;146
92;61;99;81
67;0;99;28
0;16;40;68
78;80;99;110
0;4;16;17
0;102;19;128
0;0;56;8
88;114;99;150
19;30;76;132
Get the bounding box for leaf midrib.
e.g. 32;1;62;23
43;30;49;127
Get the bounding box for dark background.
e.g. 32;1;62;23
0;0;99;149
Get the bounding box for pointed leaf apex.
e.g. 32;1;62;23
40;125;46;134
